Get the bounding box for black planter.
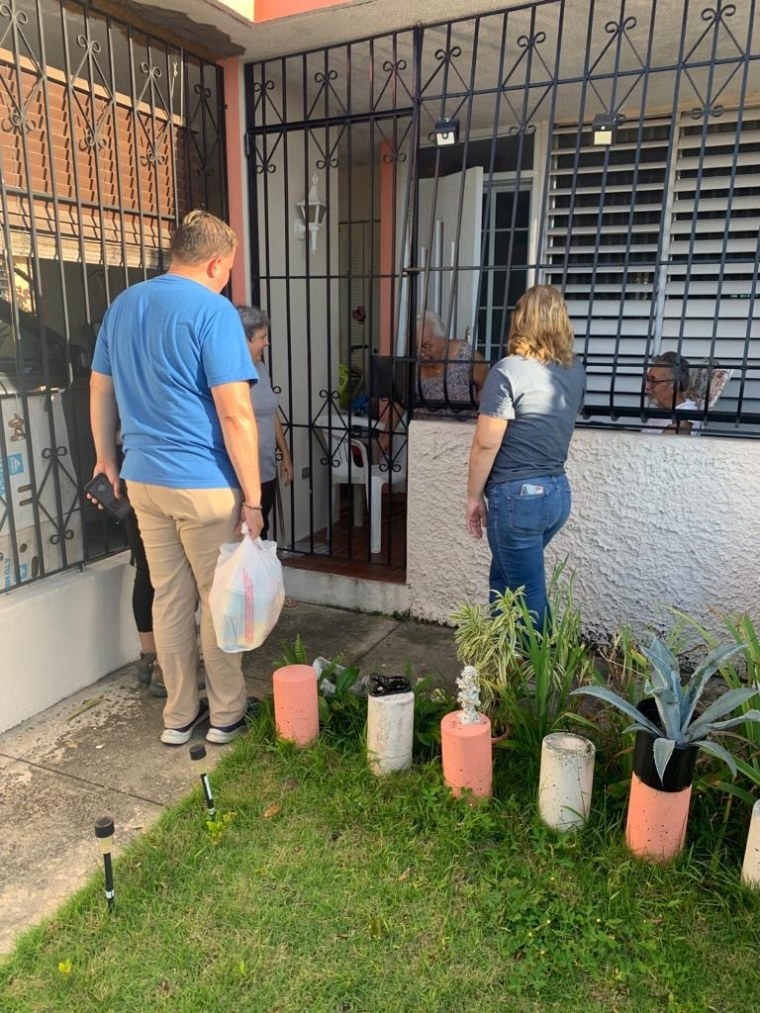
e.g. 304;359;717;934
632;699;697;793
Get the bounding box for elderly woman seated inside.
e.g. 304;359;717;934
415;311;489;408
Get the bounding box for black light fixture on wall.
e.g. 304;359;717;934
591;113;620;146
434;119;460;146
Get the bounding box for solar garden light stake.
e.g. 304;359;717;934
94;816;115;912
190;744;217;821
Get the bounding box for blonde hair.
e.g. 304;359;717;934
507;285;575;367
170;210;237;264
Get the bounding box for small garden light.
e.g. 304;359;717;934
190;744;217;821
94;816;115;912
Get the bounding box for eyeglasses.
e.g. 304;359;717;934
645;374;673;387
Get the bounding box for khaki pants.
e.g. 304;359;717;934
127;482;248;730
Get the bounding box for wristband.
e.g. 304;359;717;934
242;502;263;511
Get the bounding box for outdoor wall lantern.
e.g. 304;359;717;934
295;174;328;254
591;112;620;146
433;119;459;146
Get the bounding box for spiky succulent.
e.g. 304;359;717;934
572;638;760;783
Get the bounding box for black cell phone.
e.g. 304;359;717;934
84;474;133;522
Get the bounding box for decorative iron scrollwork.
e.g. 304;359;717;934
701;3;736;25
689;103;725;119
603;16;637;37
516;31;547;50
76;34;102;57
0;3;28;28
433;45;462;62
141;61;163;83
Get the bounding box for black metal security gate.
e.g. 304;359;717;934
0;0;227;592
245;0;759;573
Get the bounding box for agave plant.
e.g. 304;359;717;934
572;638;760;782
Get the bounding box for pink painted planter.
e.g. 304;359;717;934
273;664;319;746
441;711;492;801
625;773;692;863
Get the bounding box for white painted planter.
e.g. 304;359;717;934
741;799;760;888
367;691;414;776
538;732;596;832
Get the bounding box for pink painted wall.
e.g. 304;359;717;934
215;0;349;22
221;57;248;303
254;0;350;22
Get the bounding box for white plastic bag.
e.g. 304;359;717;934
209;533;285;652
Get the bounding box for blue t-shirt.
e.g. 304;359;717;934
92;274;257;489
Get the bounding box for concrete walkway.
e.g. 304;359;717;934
0;604;459;956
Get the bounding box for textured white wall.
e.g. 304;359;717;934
407;420;760;639
0;556;136;734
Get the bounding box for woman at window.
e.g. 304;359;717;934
465;285;586;630
415;311;488;407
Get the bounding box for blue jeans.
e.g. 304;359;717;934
486;474;571;629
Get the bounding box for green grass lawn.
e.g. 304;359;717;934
2;718;760;1013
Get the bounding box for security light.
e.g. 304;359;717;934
434;119;459;146
591;113;619;146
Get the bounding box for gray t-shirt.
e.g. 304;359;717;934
249;360;279;483
479;354;586;485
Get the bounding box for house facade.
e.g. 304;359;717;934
1;0;758;730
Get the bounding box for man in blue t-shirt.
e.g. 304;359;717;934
90;211;263;747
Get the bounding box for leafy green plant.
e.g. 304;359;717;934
315;657;367;742
452;568;595;753
206;810;237;846
277;633;309;666
669;609;760;805
572;638;760;782
410;673;455;761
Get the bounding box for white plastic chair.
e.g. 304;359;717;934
329;429;367;526
350;419;408;554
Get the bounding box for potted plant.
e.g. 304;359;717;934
572;638;760;862
441;665;492;801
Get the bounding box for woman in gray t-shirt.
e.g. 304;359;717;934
238;306;294;541
465;285;585;629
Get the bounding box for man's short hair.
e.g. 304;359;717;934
652;351;690;393
170;210;237;264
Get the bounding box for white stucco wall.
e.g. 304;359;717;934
407;419;760;639
0;556;136;734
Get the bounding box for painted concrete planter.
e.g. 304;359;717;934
741;799;760;888
367;688;414;776
273;664;319;746
441;711;492;801
625;699;697;863
538;732;596;832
